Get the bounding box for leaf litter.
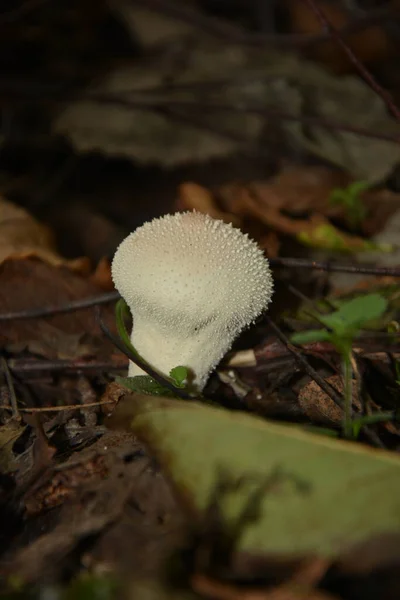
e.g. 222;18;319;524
1;2;400;598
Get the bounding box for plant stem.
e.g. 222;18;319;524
342;353;353;439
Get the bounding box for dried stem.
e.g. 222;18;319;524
82;95;400;145
302;0;400;121
8;358;128;374
0;291;119;321
265;316;344;409
269;258;400;277
265;317;385;447
0;259;397;323
0;400;116;413
129;0;394;49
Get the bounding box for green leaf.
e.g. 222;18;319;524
108;396;400;558
347;180;370;197
65;573;120;600
297;223;392;253
115;375;176;397
351;412;395;439
115;298;141;359
320;294;387;334
169;366;189;388
291;329;331;345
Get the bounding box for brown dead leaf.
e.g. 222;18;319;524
8;431;186;583
7;322;98;360
216;166;349;221
250;166;349;215
24;453;109;517
284;0;394;74
298;375;361;425
362;188;400;237
99;381;127;416
0;259;116;354
90;257;113;290
0;196;90;273
180;168;398;252
177;182;241;226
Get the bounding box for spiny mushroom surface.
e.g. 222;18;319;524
111;211;273;391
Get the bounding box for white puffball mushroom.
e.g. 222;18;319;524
111;211;273;391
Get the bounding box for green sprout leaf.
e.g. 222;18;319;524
329;180;370;229
291;293;388;440
169;365;189;388
291;295;387;347
116;366;190;398
115;375;177;397
115;298;141;359
350;412;395;440
114;299;192;398
319;293;388;334
291;329;332;346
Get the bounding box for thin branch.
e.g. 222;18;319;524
0;291;119;321
128;0;394;49
1;82;399;145
0;259;397;323
266;317;385;448
81;95;400;145
268;258;400;277
8;358;128;374
302;0;400;121
0;400;116;413
265;316;344;409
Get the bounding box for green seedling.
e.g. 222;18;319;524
291;293;388;439
329;180;369;230
115;298;190;398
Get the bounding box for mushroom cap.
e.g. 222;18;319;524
112;211;273;339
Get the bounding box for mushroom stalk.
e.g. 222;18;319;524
112;211;273;391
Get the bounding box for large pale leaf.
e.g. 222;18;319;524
109;395;400;558
54;31;400;179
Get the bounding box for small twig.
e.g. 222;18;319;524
129;0;394;49
265;317;344;409
96;307;194;400
302;0;400;121
1;356;20;420
82;94;400;145
8;358;128;375
0;260;397;323
268;319;386;448
0;400;116;413
0;291;119;321
269;258;400;277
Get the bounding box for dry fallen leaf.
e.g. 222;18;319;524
90;257;114;290
6;322;98;360
0;196;89;272
178;165;399;253
284;0;394;74
177;182;240;226
298;376;361;426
